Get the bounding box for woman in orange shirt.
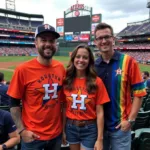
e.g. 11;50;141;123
62;44;110;150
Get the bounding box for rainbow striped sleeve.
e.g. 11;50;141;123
132;82;146;97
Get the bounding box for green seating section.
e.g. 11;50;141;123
132;129;150;150
132;110;150;131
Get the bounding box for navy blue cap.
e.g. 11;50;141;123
35;24;60;39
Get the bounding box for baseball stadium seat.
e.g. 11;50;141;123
0;105;10;111
132;110;150;131
131;128;150;150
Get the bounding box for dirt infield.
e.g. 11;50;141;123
0;62;23;71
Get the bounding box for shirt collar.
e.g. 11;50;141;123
95;50;120;65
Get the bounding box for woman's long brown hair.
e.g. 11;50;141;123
63;44;97;93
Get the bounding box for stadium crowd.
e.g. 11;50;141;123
114;43;150;50
0;46;37;55
120;51;150;62
113;44;150;62
0;38;34;42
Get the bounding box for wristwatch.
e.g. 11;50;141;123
127;119;135;126
2;144;7;150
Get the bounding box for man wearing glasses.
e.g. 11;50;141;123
94;23;146;150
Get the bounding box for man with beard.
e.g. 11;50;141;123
7;24;66;150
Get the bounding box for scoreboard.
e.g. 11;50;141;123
56;1;102;42
64;15;91;32
64;15;91;42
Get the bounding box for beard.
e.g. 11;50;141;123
38;46;56;60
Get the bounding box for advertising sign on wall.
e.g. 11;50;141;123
92;14;101;23
56;26;64;36
91;23;99;35
56;18;64;37
56;18;64;26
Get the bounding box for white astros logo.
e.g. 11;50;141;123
44;24;50;30
115;68;123;76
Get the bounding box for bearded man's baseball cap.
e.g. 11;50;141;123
35;24;60;39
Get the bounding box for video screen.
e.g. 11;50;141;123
65;33;90;42
65;35;73;41
64;15;91;32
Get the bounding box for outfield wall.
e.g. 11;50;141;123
56;46;95;56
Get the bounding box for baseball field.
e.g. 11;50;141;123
0;56;150;82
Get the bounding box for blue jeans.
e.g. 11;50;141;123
103;129;131;150
21;134;62;150
65;122;97;149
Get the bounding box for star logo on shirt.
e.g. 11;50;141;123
115;68;123;76
35;87;59;105
66;89;91;104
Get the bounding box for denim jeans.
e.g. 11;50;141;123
21;134;62;150
66;122;97;149
103;129;131;150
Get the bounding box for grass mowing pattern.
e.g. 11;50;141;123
0;56;150;81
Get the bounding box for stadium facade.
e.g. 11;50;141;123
0;1;102;57
114;1;150;64
116;17;150;64
0;8;43;56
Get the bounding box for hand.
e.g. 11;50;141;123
62;132;67;145
21;130;40;143
0;145;2;150
115;120;131;132
94;140;103;150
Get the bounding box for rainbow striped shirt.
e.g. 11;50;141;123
95;51;146;131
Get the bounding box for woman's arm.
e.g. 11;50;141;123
62;102;67;145
94;105;104;150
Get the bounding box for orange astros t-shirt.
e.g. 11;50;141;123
7;58;65;140
63;77;110;120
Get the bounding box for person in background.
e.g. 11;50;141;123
62;44;110;150
0;72;10;106
6;81;10;85
141;71;150;88
94;22;146;150
7;24;65;150
0;109;20;150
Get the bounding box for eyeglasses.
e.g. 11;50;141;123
95;35;113;41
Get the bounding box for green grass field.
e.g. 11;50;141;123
0;56;150;81
0;70;14;81
0;56;33;62
0;56;70;62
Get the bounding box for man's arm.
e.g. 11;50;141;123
10;97;25;132
10;97;40;142
116;96;142;131
128;96;142;120
10;107;24;132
